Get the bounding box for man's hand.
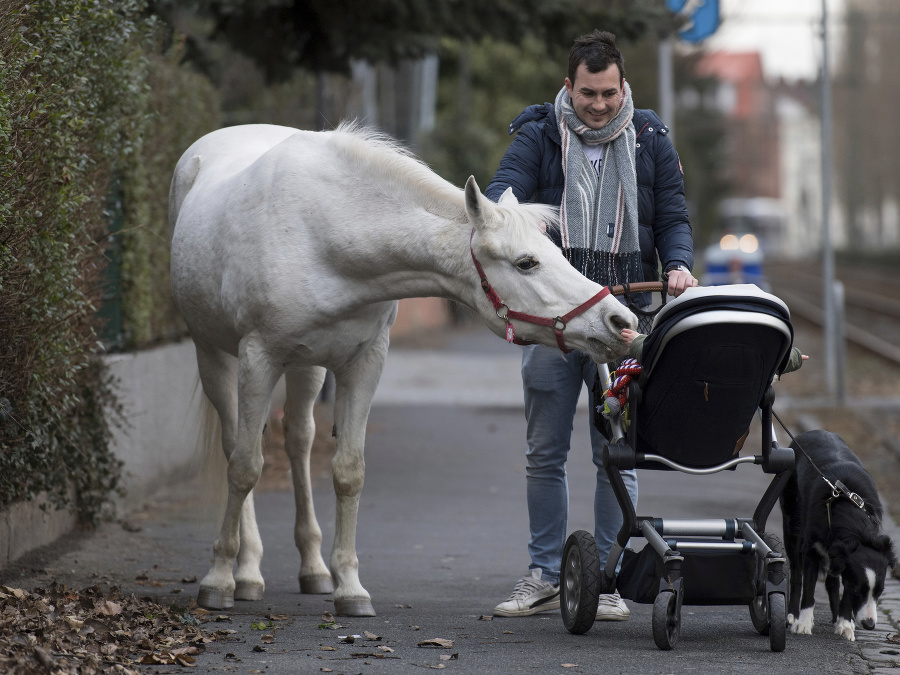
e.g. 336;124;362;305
666;269;698;297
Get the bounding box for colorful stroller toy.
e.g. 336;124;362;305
561;284;795;652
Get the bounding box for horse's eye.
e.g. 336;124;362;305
516;256;538;271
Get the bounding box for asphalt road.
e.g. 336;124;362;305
5;325;898;674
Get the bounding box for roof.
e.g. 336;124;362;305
696;52;764;84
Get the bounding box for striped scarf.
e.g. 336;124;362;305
555;81;643;287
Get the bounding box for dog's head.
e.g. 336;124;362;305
829;534;897;630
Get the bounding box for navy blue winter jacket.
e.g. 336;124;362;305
485;103;694;284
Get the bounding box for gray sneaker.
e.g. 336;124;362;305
596;591;630;621
493;569;560;617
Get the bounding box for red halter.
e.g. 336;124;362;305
469;230;611;353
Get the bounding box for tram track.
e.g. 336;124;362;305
766;260;900;367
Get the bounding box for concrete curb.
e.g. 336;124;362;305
0;491;77;570
0;340;202;571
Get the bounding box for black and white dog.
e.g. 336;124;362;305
781;430;897;641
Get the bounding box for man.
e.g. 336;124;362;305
486;30;697;619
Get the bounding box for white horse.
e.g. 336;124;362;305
169;123;636;617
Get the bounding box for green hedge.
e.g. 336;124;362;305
0;1;220;522
118;39;222;349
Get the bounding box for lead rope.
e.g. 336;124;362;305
770;410;868;526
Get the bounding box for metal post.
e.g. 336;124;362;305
820;0;838;397
658;36;675;144
833;280;846;403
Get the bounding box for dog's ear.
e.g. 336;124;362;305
874;534;898;568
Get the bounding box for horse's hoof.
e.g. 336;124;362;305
334;597;376;617
197;587;234;610
300;574;334;594
234;581;265;601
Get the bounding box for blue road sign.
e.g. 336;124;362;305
666;0;720;43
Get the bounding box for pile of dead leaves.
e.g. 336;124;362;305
0;583;230;674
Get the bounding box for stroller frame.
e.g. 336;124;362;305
560;284;796;652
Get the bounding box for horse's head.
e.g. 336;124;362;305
464;177;637;362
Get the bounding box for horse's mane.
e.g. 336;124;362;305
329;121;559;244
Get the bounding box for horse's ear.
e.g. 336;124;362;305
464;175;485;227
498;187;518;205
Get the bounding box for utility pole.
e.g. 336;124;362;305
658;36;675;144
820;0;843;402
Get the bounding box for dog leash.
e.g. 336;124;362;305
771;410;868;527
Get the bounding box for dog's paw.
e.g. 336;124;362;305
787;613;795;625
835;618;855;641
790;607;814;635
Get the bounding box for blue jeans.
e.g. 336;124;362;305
522;344;638;586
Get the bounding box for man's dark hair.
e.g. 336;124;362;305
567;30;625;84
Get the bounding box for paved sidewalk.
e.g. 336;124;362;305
2;324;898;673
378;330;900;672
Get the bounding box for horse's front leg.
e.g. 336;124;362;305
329;334;389;617
199;335;279;609
283;367;333;594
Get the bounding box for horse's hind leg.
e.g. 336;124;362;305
329;331;390;617
283;367;333;594
195;336;279;609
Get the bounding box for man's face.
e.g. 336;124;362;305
564;63;623;130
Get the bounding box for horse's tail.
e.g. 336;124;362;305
188;376;274;531
188;376;228;532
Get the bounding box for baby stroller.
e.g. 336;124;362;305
560;284;795;652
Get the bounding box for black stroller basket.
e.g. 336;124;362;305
561;284;796;652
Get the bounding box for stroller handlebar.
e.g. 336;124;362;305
609;282;665;296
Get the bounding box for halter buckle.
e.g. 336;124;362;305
497;305;509;322
553;316;567;332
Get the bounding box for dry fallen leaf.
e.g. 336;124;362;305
320;669;333;673
417;638;455;648
322;611;335;623
427;665;446;670
175;653;198;667
439;653;459;661
502;630;514;634
561;664;579;668
363;630;382;640
260;634;275;643
320;646;337;651
269;613;290;621
96;599;123;616
377;645;394;653
478;615;493;621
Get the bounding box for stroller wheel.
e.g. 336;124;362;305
749;589;769;635
652;590;680;650
768;592;786;652
749;533;790;636
560;530;601;635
